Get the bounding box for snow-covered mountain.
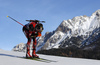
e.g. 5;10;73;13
36;9;100;51
12;43;26;52
13;9;100;52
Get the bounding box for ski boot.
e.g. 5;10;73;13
32;49;39;58
32;54;39;58
26;47;32;58
26;52;32;58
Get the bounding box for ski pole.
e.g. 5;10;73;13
7;16;25;27
7;16;33;33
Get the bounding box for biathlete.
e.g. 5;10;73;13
22;20;44;58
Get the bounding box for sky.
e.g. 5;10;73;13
0;0;100;50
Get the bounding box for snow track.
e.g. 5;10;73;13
0;49;100;65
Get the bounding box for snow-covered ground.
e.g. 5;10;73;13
0;49;100;65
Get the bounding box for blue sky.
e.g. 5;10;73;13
0;0;100;50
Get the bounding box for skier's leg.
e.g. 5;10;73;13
23;28;32;58
32;38;39;58
26;38;32;58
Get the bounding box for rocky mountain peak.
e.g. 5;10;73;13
91;9;100;19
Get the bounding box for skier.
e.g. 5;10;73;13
22;20;43;58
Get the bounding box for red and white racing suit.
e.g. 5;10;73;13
23;22;42;58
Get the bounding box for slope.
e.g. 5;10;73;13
0;49;100;65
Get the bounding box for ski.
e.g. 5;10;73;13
20;57;56;63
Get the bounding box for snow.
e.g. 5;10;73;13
36;42;45;52
47;31;65;49
0;49;100;65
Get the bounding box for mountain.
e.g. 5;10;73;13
12;43;26;52
36;9;100;51
0;49;100;65
13;9;100;52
